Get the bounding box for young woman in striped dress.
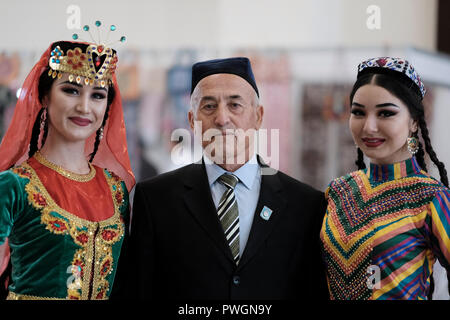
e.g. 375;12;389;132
320;57;450;300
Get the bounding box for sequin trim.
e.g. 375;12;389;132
7;292;66;300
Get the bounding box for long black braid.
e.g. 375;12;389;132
415;140;427;171
418;117;449;188
28;107;49;158
355;147;366;170
89;104;110;163
27;66;54;158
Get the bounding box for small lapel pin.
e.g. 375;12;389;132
260;206;273;221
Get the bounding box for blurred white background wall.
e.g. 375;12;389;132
0;0;438;50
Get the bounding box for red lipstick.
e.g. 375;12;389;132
70;117;92;127
362;138;385;147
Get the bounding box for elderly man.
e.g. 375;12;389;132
116;57;328;300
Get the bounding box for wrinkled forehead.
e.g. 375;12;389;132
194;73;256;99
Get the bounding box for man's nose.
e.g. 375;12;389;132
214;104;230;127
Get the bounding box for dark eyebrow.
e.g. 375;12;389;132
375;103;399;108
351;102;399;108
351;102;365;108
58;81;107;92
93;86;108;92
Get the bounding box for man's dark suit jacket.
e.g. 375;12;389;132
113;160;328;300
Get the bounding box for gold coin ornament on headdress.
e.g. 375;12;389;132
48;20;125;87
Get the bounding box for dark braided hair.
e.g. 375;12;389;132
29;66;116;159
28;107;46;158
355;147;366;170
350;71;450;299
418;117;449;187
89;104;110;162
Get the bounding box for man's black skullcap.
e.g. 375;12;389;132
190;57;259;97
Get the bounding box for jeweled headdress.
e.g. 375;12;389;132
47;21;126;87
357;57;426;99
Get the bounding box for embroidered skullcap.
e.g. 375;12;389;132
357;57;426;99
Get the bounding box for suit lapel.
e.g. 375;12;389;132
182;162;235;263
238;169;287;269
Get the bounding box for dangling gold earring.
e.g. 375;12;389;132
407;136;419;155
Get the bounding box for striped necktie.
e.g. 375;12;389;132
217;173;240;264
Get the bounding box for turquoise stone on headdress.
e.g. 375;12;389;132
48;19;125;87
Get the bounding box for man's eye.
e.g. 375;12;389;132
203;104;216;110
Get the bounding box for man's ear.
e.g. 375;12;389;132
255;105;264;129
188;109;195;131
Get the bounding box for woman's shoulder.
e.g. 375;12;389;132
407;170;449;198
1;162;35;183
415;170;445;185
0;164;35;201
325;170;365;198
96;166;129;199
424;175;450;195
96;166;125;183
328;170;364;188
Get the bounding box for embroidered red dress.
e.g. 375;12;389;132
0;152;129;300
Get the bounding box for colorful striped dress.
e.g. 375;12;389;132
320;157;450;300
